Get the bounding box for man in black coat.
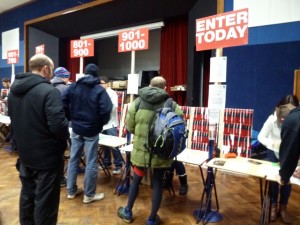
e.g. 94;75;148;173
8;53;69;225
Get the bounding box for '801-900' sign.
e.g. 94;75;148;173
118;28;149;52
70;39;94;58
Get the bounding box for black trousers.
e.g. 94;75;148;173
19;162;61;225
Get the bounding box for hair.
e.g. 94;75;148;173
2;78;10;83
29;53;54;71
150;76;166;89
275;94;299;120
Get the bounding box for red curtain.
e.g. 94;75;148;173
160;16;188;106
66;38;80;82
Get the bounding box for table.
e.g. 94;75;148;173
206;157;272;224
0;114;11;149
98;133;127;176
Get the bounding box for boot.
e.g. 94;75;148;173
178;174;188;196
270;203;278;222
279;204;292;224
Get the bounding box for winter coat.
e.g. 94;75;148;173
50;76;69;95
126;86;183;168
62;75;112;137
8;73;69;169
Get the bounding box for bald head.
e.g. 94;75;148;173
150;76;166;89
29;54;54;80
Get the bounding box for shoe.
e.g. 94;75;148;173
67;187;83;199
279;204;292;224
270;203;278;222
179;184;188;196
113;168;122;175
147;215;160;225
118;206;133;223
83;193;105;204
60;177;67;187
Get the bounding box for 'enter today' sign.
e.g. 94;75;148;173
196;8;248;51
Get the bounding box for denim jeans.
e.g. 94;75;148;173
267;149;292;204
67;131;99;197
102;127;123;169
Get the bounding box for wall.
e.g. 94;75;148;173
223;0;300;130
97;30;161;79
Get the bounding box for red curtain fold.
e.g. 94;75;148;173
160;17;188;106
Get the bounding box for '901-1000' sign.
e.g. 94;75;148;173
118;28;149;52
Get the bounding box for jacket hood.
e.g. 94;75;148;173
10;73;50;95
76;75;100;86
138;86;169;104
51;76;65;86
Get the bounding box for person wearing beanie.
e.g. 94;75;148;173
51;67;71;95
62;63;112;204
50;67;71;188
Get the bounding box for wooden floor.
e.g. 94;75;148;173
0;147;300;225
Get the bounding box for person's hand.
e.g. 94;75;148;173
276;174;290;185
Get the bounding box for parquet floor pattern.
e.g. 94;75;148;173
0;148;300;225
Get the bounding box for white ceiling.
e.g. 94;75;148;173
0;0;33;14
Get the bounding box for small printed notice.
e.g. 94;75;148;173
127;74;139;95
208;84;226;124
210;56;227;83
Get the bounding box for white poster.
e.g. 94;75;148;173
127;74;139;95
2;28;19;60
209;57;227;83
208;84;227;124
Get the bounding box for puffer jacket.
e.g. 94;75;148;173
126;86;183;168
8;73;70;169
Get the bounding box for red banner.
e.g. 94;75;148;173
196;8;248;51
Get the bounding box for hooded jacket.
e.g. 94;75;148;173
50;76;69;95
126;86;183;168
8;73;70;169
62;75;112;137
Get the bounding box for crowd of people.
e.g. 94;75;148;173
4;53;300;225
3;53;189;225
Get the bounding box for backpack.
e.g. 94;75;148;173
135;97;187;160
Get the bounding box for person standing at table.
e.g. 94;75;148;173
100;76;123;175
258;94;299;223
62;63;112;204
51;66;71;187
7;53;70;225
118;76;183;225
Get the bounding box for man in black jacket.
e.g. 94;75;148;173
8;53;69;225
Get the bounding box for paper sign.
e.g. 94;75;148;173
35;44;45;54
208;84;226;124
196;8;248;51
7;50;19;64
70;39;94;58
210;56;227;83
127;74;139;95
118;28;149;52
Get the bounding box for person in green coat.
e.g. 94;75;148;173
118;76;183;225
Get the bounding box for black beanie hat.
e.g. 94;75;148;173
84;63;99;77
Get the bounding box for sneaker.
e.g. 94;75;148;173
83;193;105;204
60;177;67;187
147;215;160;225
179;184;188;196
113;168;122;175
118;206;133;223
67;187;83;199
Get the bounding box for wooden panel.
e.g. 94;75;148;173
294;69;300;101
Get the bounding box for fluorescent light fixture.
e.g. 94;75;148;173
81;21;164;40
